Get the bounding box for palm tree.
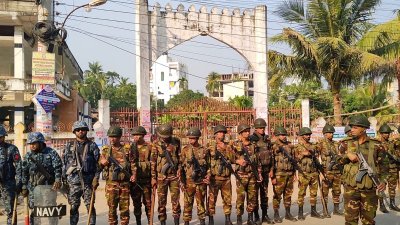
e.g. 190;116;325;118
177;77;188;91
270;0;393;125
206;72;221;97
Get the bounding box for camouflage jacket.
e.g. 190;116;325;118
22;147;62;189
62;139;101;185
0;142;22;185
295;140;319;174
250;132;273;169
232;139;261;177
181;143;210;183
271;138;295;175
207;139;235;178
151;137;181;180
131;141;152;180
100;144;135;183
315;138;341;171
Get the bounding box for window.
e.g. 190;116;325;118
161;72;164;81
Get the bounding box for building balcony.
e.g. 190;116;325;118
0;76;35;93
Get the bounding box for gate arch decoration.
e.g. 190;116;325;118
135;0;269;126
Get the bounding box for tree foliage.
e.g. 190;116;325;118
228;96;253;108
165;90;204;109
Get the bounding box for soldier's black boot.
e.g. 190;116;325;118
225;214;233;225
184;221;190;225
199;219;206;225
237;215;243;225
389;198;400;212
254;210;260;225
135;215;141;225
262;210;274;224
209;215;214;225
174;217;180;225
379;198;389;213
160;220;166;225
298;206;305;221
333;203;343;215
285;207;297;222
310;205;324;219
247;213;256;225
274;209;282;223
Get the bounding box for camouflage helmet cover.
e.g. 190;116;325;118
254;118;267;128
72;121;89;133
214;125;227;134
107;126;123;137
274;126;288;136
349;115;370;128
237;123;251;134
27;132;45;144
344;125;351;134
157;124;173;138
0;125;7;137
186;127;201;138
132;126;147;135
322;124;335;134
378;123;392;133
298;127;312;136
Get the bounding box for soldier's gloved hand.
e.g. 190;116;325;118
53;181;62;190
377;183;386;192
202;175;210;185
130;175;136;183
92;178;99;190
21;189;29;197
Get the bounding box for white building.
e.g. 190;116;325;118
209;73;254;101
150;53;188;104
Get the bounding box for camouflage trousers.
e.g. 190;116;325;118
67;183;96;225
183;179;207;222
208;176;232;215
344;186;377;225
236;174;258;215
0;181;16;225
105;181;130;225
272;173;295;209
157;178;181;221
255;169;270;211
130;180;152;219
322;171;342;204
387;168;399;198
298;172;319;206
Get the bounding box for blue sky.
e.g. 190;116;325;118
60;0;400;94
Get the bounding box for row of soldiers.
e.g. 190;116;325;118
0;114;398;225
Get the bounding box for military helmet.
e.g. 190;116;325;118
214;124;227;134
322;124;335;134
378;123;392;133
157;124;173;138
237;124;251;134
186;127;201;138
254;118;267;128
132;126;147;135
349;115;370;128
298;127;312;136
72;121;89;133
344;125;351;134
0;125;7;137
274;126;288;136
27;132;45;144
107;126;123;137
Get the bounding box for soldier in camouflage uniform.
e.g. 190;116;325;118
315;124;343;217
377;124;400;212
270;127;297;223
150;124;182;225
21;132;63;225
181;127;210;225
233;124;263;225
130;126;153;225
295;127;324;220
0;125;22;225
99;126;136;225
62;121;100;225
207;125;235;225
339;115;387;225
249;118;274;224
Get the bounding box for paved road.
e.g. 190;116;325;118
2;178;400;224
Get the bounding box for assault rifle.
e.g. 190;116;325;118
310;149;330;184
241;145;263;186
108;156;143;190
327;151;343;172
190;149;207;182
385;152;400;165
160;143;186;191
30;156;52;182
215;148;244;187
356;152;389;204
278;146;304;175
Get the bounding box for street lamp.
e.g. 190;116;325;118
60;0;107;28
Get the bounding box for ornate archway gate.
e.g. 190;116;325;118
135;0;268;132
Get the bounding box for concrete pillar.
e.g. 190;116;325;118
253;5;268;120
14;26;25;80
98;99;110;131
14;123;26;155
135;0;151;125
301;99;310;128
